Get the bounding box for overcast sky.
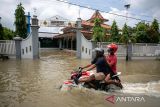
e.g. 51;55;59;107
0;0;160;32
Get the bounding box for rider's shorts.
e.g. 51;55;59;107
93;72;105;80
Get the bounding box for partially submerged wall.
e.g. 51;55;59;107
14;15;39;59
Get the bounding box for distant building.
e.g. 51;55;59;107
38;10;111;49
54;10;111;40
38;15;69;48
39;32;59;48
39;15;69;27
53;10;111;50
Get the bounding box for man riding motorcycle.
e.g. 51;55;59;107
105;43;123;88
74;48;113;84
106;43;118;74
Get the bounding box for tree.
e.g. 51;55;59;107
135;20;160;43
149;19;159;43
110;20;119;42
119;23;129;44
128;26;136;36
120;23;132;61
3;27;15;40
146;27;159;43
128;26;137;43
151;19;159;32
14;3;27;38
135;22;149;43
93;18;106;42
0;23;4;40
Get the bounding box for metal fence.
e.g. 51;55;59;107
97;42;160;57
0;40;15;55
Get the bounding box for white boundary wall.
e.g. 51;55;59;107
21;34;33;58
0;40;15;55
97;42;160;57
132;43;160;56
81;33;92;59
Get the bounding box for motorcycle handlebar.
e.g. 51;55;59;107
78;67;83;72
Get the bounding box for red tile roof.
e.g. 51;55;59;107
81;20;111;29
52;10;111;40
88;10;109;22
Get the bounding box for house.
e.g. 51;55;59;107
38;15;68;48
53;10;111;50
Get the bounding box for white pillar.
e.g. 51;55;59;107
76;18;82;58
13;36;22;59
31;15;39;59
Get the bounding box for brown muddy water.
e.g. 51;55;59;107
0;50;160;107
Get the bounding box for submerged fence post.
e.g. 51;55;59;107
31;15;40;59
91;40;97;59
76;18;82;59
126;41;132;61
128;43;132;60
14;36;22;59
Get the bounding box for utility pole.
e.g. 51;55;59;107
124;4;131;61
124;4;130;24
78;7;81;18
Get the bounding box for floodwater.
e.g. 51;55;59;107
0;50;160;107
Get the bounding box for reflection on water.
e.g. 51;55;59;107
0;50;160;107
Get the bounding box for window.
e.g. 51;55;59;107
89;49;90;55
22;49;24;54
30;46;32;52
86;48;87;53
82;46;84;52
26;47;28;53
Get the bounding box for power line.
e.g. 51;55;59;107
53;0;154;23
38;0;160;25
71;0;156;19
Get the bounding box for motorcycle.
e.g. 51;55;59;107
60;67;123;92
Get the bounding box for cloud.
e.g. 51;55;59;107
28;0;94;32
101;7;140;29
0;0;159;31
0;0;17;29
29;0;94;21
0;0;94;30
0;0;31;30
125;0;160;21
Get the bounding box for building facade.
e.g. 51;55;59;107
53;10;111;50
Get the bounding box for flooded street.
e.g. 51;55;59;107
0;50;160;107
